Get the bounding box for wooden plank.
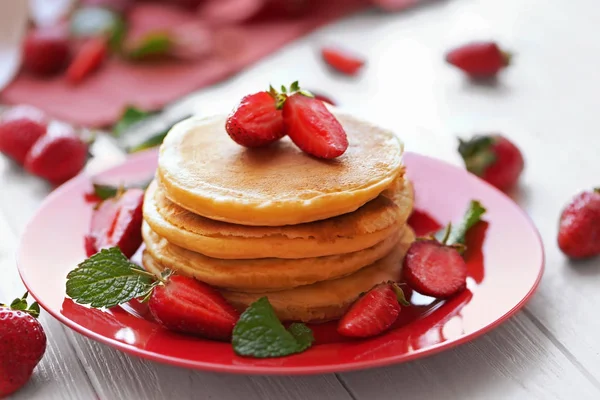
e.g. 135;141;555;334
0;185;97;400
338;313;600;399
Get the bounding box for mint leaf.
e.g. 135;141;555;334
448;200;487;246
113;106;153;137
232;297;314;358
66;247;155;308
127;32;172;60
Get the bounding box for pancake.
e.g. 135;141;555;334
157;110;404;226
143;175;413;259
143;227;415;322
142;222;406;291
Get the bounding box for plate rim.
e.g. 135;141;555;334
16;149;545;375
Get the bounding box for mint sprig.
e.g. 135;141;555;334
66;247;158;308
232;297;314;358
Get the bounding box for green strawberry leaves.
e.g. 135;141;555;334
70;6;126;51
269;81;314;109
2;292;41;318
434;200;487;253
232;297;314;358
448;200;487;246
91;179;151;201
66;247;158;308
458;136;497;176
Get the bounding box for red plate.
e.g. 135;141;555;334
17;150;544;375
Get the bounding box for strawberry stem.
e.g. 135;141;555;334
391;283;410;307
501;50;513;66
440;223;452;245
594;188;600;193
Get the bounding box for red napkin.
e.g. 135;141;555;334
0;0;418;127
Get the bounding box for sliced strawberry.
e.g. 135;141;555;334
86;188;144;258
282;93;348;159
149;275;240;341
0;106;48;165
321;47;365;76
225;91;285;148
24;124;88;184
403;240;467;298
445;41;510;78
337;282;405;338
22;26;70;76
66;37;108;84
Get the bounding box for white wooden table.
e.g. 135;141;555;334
2;0;600;398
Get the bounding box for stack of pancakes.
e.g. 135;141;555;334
142;111;415;322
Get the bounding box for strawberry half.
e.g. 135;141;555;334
321;47;365;76
403;240;467;298
558;188;600;259
338;282;407;338
0;106;47;165
67;37;108;84
85;188;144;258
282;92;348;159
149;275;240;341
225;91;285;148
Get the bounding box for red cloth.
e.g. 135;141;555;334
1;0;416;127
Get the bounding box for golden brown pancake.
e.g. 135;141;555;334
142;222;406;292
142;227;415;322
143;176;413;259
157;111;404;226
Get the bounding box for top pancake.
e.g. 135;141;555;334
157;111;404;226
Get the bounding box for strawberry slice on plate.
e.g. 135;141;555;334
149;275;240;341
225;91;285;148
403;240;468;299
282;92;348;159
85;188;144;258
338;282;408;338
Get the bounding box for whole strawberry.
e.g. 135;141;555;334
24;123;88;184
0;293;47;397
0;105;47;165
558;188;600;259
22;27;70;76
338;282;408;338
458;134;524;192
445;41;511;78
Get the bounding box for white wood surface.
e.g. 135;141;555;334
2;0;600;398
